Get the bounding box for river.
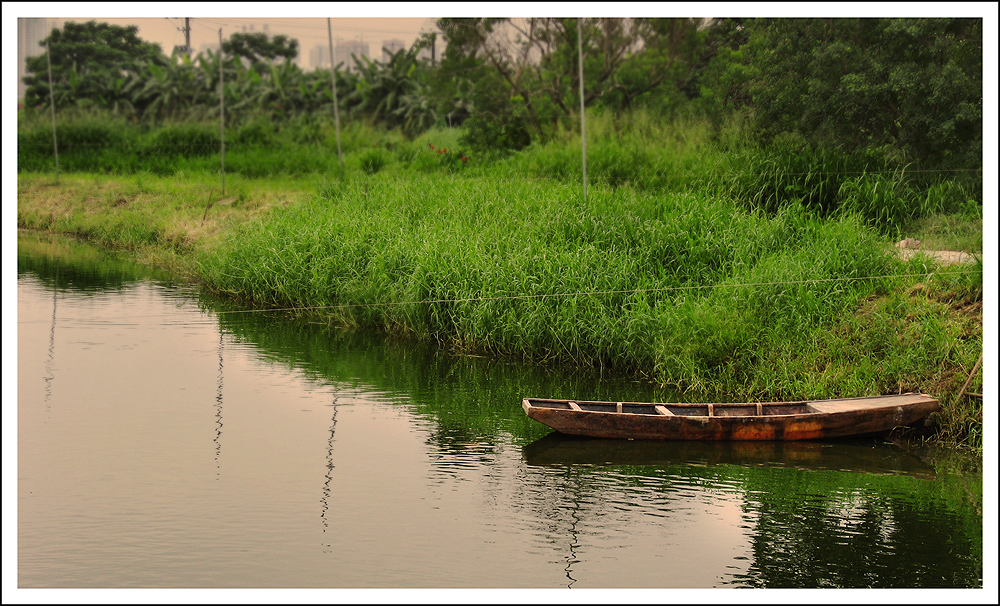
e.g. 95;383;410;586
14;231;983;593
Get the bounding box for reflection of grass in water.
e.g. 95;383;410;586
725;464;982;588
16;230;167;291
17;227;983;589
526;441;980;588
213;305;678;445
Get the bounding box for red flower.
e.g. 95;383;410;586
429;144;435;149
461;157;468;162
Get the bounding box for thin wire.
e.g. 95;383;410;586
16;269;979;325
210;268;983;315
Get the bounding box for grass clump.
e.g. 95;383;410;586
199;174;900;394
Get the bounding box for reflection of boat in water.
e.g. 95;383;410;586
523;394;940;441
522;432;937;479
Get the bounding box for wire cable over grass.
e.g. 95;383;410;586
210;269;982;315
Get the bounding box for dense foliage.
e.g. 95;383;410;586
22;20;165;112
20;17;983;171
738;18;983;169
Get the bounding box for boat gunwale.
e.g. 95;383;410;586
521;394;940;441
522;394;939;420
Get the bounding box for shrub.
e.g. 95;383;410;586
145;124;219;157
359;147;391;175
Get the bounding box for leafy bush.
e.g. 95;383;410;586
459;72;531;155
359;147;391;175
233;120;276;146
144;124;219;157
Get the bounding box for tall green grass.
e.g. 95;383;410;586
199;173;904;394
20;107;979;236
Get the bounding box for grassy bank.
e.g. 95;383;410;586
16;118;983;452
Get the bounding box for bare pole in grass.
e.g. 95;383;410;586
45;41;60;184
219;28;226;195
577;18;587;204
327;18;344;178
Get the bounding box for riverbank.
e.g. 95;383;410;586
16;169;983;453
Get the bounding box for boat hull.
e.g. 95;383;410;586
522;394;940;441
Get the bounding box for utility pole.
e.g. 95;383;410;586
578;18;587;204
45;41;59;184
327;18;343;178
168;18;192;57
219;28;226;195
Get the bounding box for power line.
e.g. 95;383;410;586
210;269;983;316
17;268;980;324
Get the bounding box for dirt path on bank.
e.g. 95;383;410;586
895;239;979;266
898;249;978;265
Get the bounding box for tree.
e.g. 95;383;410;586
458;69;532;154
222;32;299;74
22;20;166;109
740;18;982;167
437;18;708;139
599;18;706;111
437;19;531;152
681;18;752;126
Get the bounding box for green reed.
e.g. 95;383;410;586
200;173;905;393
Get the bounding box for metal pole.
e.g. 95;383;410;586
327;18;344;178
45;41;60;183
577;18;587;204
219;28;226;195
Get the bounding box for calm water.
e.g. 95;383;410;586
16;232;983;589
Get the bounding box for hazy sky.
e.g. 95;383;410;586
96;17;437;58
11;2;986;61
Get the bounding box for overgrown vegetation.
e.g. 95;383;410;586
21;18;982;163
17;17;983;452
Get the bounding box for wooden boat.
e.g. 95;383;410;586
522;393;940;441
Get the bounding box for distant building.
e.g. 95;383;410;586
337;39;370;71
308;39;370;72
381;38;405;62
17;17;60;102
417;43;434;64
309;45;332;70
236;23;270;36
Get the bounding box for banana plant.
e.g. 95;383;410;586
138;53;197;119
254;60;303;119
350;46;422;127
395;85;437;136
444;77;474;127
52;61;83;107
95;74;141;119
